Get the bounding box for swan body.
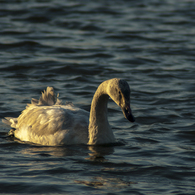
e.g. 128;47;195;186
3;78;135;146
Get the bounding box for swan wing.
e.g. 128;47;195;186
14;105;89;145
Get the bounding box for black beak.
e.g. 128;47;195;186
122;104;135;122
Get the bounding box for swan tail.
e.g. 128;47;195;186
2;117;18;128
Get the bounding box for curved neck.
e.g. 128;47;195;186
88;81;115;145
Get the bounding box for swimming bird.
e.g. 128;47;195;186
2;78;135;146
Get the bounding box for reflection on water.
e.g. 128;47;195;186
75;176;136;190
20;145;88;157
87;145;114;161
19;144;115;160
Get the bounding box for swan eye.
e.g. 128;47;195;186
119;91;122;100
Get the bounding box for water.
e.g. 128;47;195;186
0;0;195;194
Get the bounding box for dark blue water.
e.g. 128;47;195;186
0;0;195;194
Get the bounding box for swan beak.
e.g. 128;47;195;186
122;104;135;122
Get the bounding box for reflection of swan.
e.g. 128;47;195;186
87;145;115;161
20;145;89;157
3;78;135;146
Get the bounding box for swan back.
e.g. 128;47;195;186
3;87;89;145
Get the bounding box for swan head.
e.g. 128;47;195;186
108;78;135;123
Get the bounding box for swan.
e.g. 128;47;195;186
2;78;135;146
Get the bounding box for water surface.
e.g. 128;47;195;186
0;0;195;194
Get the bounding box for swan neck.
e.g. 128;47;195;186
90;82;109;123
88;81;115;145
